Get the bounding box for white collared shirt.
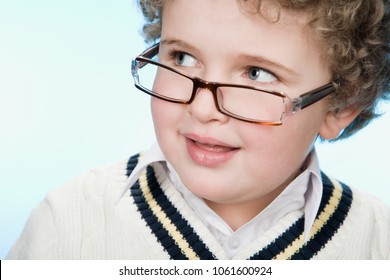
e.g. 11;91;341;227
120;142;323;259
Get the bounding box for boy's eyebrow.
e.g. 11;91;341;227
160;38;298;79
237;54;298;79
160;39;196;52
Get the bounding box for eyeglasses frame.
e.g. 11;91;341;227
131;43;339;126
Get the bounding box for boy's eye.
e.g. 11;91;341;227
247;67;277;83
174;52;197;67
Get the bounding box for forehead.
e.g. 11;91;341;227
161;0;315;47
163;2;325;64
162;0;313;27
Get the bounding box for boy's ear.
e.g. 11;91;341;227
319;108;361;140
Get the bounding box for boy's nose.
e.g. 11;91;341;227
187;87;229;124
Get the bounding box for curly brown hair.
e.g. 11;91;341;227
136;0;390;140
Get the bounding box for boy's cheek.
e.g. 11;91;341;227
150;97;181;141
151;97;172;116
151;97;168;123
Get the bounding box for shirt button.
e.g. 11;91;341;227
229;237;240;249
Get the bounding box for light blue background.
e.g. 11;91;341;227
1;0;389;259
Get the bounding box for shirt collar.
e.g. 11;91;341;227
118;142;166;200
119;142;322;242
168;150;322;245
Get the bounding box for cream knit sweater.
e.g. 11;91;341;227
6;155;390;259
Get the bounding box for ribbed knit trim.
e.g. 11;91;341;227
127;154;216;260
249;173;353;260
126;154;353;260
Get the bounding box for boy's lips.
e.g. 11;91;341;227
183;134;240;167
192;141;236;153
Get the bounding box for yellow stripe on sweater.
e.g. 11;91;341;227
138;169;200;260
274;178;343;260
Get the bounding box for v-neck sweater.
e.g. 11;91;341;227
6;154;390;259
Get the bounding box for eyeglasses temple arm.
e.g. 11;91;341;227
299;81;340;109
133;43;160;72
140;43;160;59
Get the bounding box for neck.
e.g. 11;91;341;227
204;166;305;231
204;184;286;231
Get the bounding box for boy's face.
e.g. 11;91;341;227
151;0;332;218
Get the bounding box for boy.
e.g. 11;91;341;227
7;0;390;259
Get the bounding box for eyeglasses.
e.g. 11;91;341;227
131;43;338;126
